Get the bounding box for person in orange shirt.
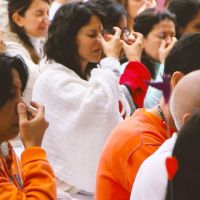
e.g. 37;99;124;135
0;53;56;199
95;33;200;200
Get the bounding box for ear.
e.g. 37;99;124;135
182;112;191;127
170;71;184;89
12;12;24;27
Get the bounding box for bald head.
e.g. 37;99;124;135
170;70;200;131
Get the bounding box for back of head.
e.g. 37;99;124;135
44;1;102;79
170;70;200;131
87;0;126;31
0;53;28;107
116;0;127;9
165;110;200;200
165;33;200;76
168;0;200;39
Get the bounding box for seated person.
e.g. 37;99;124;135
0;53;56;200
131;69;200;200
95;33;200;200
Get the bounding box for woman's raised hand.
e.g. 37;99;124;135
122;32;144;62
100;27;123;59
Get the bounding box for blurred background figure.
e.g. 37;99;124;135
116;0;156;31
168;0;200;39
49;0;82;21
2;0;50;103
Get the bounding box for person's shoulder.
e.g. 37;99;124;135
108;109;145;139
140;134;177;171
101;110;146;158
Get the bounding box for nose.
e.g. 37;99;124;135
96;33;103;46
43;14;50;24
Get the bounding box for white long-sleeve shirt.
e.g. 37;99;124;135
33;57;131;193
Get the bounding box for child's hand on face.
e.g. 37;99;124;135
17;101;49;149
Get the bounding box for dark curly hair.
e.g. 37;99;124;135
44;2;103;80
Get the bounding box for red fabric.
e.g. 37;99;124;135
120;61;151;108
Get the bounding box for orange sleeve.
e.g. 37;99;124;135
122;144;157;192
0;147;56;200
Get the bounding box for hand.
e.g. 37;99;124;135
17;101;49;149
100;27;123;59
137;0;157;15
158;37;177;64
122;32;144;62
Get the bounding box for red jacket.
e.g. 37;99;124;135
120;61;151;108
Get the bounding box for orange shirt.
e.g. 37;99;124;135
95;109;173;200
0;143;56;200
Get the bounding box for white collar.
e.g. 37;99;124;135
27;34;41;54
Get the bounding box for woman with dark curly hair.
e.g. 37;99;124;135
33;1;150;197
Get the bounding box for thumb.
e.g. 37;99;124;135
17;103;28;124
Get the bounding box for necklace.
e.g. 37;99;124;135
157;104;166;124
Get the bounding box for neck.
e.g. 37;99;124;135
159;98;177;131
148;97;177;130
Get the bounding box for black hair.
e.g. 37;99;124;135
87;0;127;32
168;0;200;39
44;2;103;80
0;53;28;107
165;33;200;75
134;8;176;79
8;0;50;64
165;110;200;200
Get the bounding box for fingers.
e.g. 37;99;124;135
30;101;45;117
26;105;37;120
113;27;122;39
17;103;28;124
103;33;113;42
159;39;167;52
170;37;177;46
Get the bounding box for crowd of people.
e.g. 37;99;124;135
0;0;200;200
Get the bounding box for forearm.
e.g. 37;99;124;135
21;147;56;200
0;147;56;200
